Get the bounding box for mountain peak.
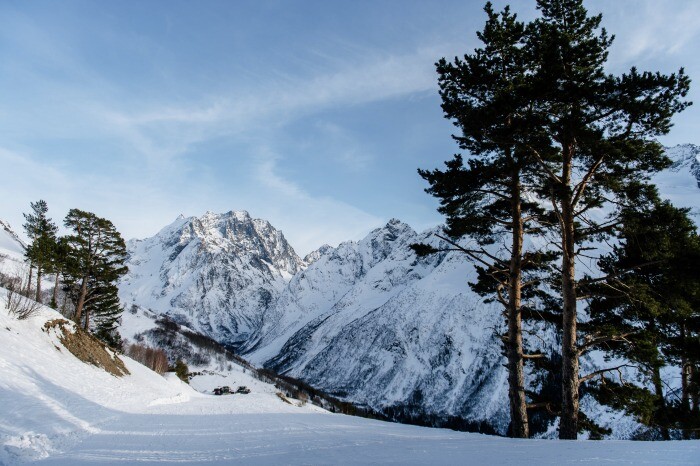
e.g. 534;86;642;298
303;244;334;265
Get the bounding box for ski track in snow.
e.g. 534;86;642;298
32;410;700;465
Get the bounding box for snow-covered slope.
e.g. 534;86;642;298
119;211;304;348
2;290;698;464
0;289;323;464
0;220;26;276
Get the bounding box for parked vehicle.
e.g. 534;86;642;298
213;386;233;396
236;386;250;394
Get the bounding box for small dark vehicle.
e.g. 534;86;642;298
236;386;251;394
213;386;232;396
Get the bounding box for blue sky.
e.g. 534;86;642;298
2;0;699;255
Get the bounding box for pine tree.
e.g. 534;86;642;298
23;200;59;303
62;209;128;343
89;280;125;348
47;237;69;309
588;191;700;439
414;3;555;438
525;0;690;439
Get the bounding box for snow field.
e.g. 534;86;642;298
1;293;698;464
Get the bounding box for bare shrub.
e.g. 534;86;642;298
297;391;308;406
4;271;42;320
126;342;169;374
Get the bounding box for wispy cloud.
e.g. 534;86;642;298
601;0;700;67
96;46;441;161
251;146;383;254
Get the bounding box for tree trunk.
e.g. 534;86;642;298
74;277;88;327
84;304;90;331
680;323;691;412
652;362;670;440
52;272;60;309
35;266;42;304
27;265;34;297
507;169;529;438
691;365;698;414
559;145;579;440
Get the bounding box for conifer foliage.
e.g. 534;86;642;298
414;3;555;438
23;200;58;303
419;0;692;440
62;209;128;347
588;193;700;438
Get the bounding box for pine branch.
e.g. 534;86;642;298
577;261;664;288
577;332;637;356
579;364;634;385
525;144;562;184
572;154;606;209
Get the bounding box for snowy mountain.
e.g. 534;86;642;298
655;144;700;221
119;211;305;349
242;220;512;431
303;244;334;264
110;144;700;437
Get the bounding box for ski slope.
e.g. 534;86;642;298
33;411;700;465
1;293;698;465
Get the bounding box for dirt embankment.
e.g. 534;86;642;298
43;319;130;377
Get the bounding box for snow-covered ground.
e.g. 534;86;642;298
0;220;25;277
1;293;698;465
33;411;700;466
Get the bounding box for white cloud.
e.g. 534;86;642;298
598;0;700;67
92;45;441;164
250;146;383;255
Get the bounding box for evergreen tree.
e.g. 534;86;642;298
418;0;691;439
524;0;690;439
588;192;700;439
89;279;125;348
414;3;555;438
23;200;58;303
47;237;69;309
62;209;128;344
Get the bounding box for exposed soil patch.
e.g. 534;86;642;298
43;319;129;377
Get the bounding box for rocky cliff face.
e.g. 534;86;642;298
119;211;304;348
244;219;510;431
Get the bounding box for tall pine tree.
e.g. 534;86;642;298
63;209;128;344
588;191;700;439
23;200;58;304
414;3;555;438
525;0;690;438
